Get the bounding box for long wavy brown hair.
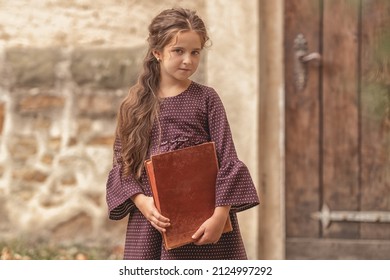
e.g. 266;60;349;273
116;8;209;179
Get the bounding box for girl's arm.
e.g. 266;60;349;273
191;205;231;245
131;193;171;233
106;137;145;220
206;89;259;212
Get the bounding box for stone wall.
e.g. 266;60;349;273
0;46;138;244
0;0;260;258
206;0;259;259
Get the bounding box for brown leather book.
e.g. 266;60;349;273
144;142;232;250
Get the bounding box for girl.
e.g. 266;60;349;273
106;7;259;260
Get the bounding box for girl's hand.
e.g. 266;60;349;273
131;193;170;233
191;205;231;245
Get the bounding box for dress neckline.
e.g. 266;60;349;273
159;81;194;101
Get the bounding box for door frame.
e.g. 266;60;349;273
258;0;286;260
264;0;390;260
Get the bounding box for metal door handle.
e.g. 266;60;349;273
294;33;322;91
300;52;322;63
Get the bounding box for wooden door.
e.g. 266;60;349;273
285;0;390;259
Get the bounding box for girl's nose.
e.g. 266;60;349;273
183;54;192;65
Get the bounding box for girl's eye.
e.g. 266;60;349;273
173;49;184;54
192;51;200;56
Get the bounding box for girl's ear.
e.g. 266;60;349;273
152;49;161;61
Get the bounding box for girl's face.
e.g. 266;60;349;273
155;30;202;84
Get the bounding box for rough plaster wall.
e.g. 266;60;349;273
0;0;259;259
0;0;204;48
0;47;146;244
206;0;259;259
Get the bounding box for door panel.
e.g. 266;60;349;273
287;238;390;260
285;0;390;259
360;0;390;240
285;0;321;239
322;0;360;239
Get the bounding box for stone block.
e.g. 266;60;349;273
0;196;10;231
71;47;144;89
76;93;117;117
51;213;93;241
31;116;52;131
9;182;37;202
87;136;115;146
7;135;38;162
18;94;65;114
48;137;61;152
12;168;48;183
40;153;54;165
0;102;4;135
60;175;77;186
5;48;61;88
75;86;126;118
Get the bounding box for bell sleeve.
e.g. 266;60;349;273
105;137;144;220
207;88;260;212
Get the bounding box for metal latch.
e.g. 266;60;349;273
311;203;390;230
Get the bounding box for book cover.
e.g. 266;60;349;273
145;142;232;250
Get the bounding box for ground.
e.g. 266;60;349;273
0;239;123;260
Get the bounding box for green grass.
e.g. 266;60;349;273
0;239;123;260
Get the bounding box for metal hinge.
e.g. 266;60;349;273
311;203;390;230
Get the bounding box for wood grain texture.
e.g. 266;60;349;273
284;0;390;259
284;0;322;238
322;0;360;238
287;238;390;259
360;0;390;239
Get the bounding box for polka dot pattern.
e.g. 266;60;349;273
106;81;259;259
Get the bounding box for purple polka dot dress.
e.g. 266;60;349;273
106;82;259;259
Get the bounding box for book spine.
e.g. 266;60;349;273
144;161;161;212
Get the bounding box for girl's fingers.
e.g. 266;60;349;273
192;226;205;241
153;218;170;228
150;220;167;233
150;211;170;229
154;210;170;222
